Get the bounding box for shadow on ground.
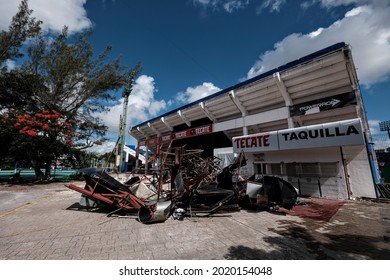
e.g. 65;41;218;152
224;219;389;260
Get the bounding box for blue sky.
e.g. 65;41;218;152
1;0;390;153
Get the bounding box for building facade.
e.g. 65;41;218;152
129;42;380;199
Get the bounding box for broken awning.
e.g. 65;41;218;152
233;118;364;153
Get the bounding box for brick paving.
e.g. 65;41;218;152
0;181;389;260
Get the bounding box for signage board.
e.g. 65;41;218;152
233;131;278;153
233;118;364;153
278;118;364;150
160;134;172;143
171;124;213;140
137;124;213;147
289;92;356;116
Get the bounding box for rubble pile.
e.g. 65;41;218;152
65;146;298;224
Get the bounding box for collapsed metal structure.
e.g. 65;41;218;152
65;145;298;223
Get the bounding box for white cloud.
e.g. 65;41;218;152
256;0;286;14
192;0;249;13
301;0;388;9
85;140;116;155
369;119;381;135
129;75;167;121
99;79;220;143
223;0;250;13
247;2;390;86
176;82;221;103
149;100;167;116
319;0;370;8
0;0;91;34
96;75;167;133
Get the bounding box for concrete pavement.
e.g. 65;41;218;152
0;181;389;260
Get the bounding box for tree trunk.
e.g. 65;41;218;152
44;159;51;179
31;160;44;181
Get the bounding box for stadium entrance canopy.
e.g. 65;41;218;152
130;42;369;151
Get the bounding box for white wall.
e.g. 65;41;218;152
250;146;341;163
342;145;377;198
215;144;376;199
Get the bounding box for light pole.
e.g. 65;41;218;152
117;64;141;173
118;73;136;173
118;88;131;173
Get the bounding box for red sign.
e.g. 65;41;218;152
137;124;213;147
233;131;279;153
172;124;213;140
160;135;172;143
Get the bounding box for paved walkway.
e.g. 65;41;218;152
0;181;389;260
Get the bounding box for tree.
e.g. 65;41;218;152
0;2;141;180
3;109;75;177
0;0;42;171
0;0;41;65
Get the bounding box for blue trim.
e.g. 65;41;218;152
126;144;136;150
133;42;347;128
125;144;146;153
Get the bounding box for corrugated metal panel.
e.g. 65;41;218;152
292;85;353;104
247;100;286;114
208;104;240;117
298;106;357;126
239;86;280;104
164;114;183;127
288;72;350;95
181;106;206;121
152;121;169;132
212;110;242;121
289;78;352;100
283;60;347;87
281;52;346;80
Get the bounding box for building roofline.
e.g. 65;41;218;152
133;42;347;128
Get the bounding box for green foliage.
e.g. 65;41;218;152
0;0;141;179
0;0;41;65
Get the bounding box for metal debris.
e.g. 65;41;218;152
65;146;299;223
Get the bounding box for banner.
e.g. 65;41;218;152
137;124;213;147
233;131;278;152
278;118;364;150
171;124;213;140
233;118;364;153
289;92;356;116
160;134;172;143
